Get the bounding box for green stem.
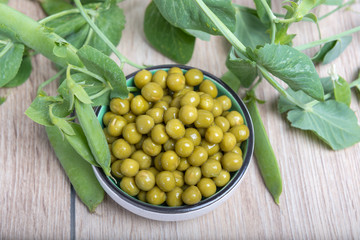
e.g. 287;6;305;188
0;41;13;58
38;8;98;24
350;78;360;88
318;0;355;21
194;0;247;54
257;65;309;110
295;26;360;51
259;0;277;43
68;64;106;84
37;68;66;94
0;4;82;68
89;86;111;100
0;39;9;45
73;0;146;69
83;18;95;47
274;17;298;24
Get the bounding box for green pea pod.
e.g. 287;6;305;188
45;126;104;212
65;122;100;167
74;99;111;176
246;92;282;204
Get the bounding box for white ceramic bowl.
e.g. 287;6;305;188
93;64;254;221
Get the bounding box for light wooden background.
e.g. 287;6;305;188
1;0;360;239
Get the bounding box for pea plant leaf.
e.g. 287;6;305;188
287;100;360;150
252;0;272;27
42;2;125;56
44;13;87;37
144;1;195;64
153;0;236;35
39;0;73;15
58;73;110;106
0;0;8;3
0;39;25;87
77;45;128;99
255;44;324;100
226;48;258;88
333;76;351;106
233;6;271;49
183;29;211;41
278;85;360;150
312;36;352;65
25;91;72;126
3;54;32;88
88;2;125;55
221;70;242;93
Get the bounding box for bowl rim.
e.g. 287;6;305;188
93;64;254;215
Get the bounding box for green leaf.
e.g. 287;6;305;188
312;36;352;64
274;25;296;45
66;76;93;105
39;0;73;15
25;91;71;126
77;45;128;99
88;2;125;55
221;70;242;93
333;76;351;106
44;14;87;38
0;41;25;87
183;29;211;41
0;0;8;3
255;44;324;100
153;0;236;35
58;73;110;106
253;0;272;26
286;100;360;150
51;115;76;136
225;48;257;88
144;1;195;64
296;0;325;19
3;55;32;88
233;6;270;49
66;24;90;49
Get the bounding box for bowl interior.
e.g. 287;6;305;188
94;64;254;214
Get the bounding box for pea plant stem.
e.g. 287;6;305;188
295;25;360;51
38;7;99;24
67;64;106;84
259;0;277;43
318;0;355;21
37;68;66;94
257;65;310;110
0;41;12;58
194;0;247;55
73;0;146;70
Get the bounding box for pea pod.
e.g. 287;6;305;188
45;126;104;212
245;91;282;204
64;122;100;167
75;99;111;176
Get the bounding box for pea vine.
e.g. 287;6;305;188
1;0;360;209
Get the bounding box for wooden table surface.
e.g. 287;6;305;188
1;0;360;239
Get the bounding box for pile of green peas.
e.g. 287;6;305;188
102;67;250;206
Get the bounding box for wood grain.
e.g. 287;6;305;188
1;0;360;239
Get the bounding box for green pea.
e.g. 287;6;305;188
246;92;282;204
